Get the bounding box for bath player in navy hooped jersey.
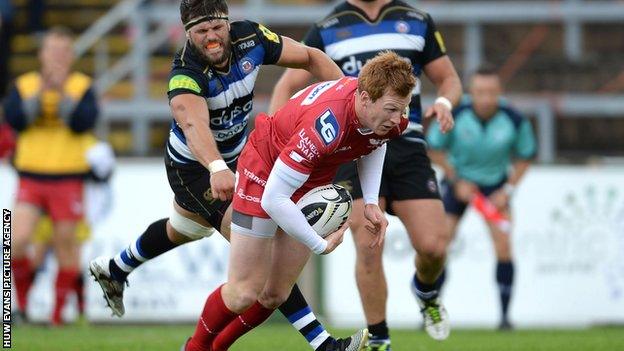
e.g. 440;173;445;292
269;0;462;348
184;51;416;351
89;0;370;350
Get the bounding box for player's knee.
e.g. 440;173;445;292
417;238;447;262
169;211;215;241
230;289;259;312
356;246;383;268
258;288;289;309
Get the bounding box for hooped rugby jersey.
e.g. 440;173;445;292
303;0;446;141
248;77;408;190
166;20;283;164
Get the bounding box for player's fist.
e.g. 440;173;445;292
210;169;235;201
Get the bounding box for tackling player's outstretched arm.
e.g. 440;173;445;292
268;68;313;115
170;93;235;201
423;56;463;133
276;37;343;87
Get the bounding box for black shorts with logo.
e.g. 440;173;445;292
165;153;235;230
333;137;441;213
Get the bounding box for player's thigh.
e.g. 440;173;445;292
486;210;513;260
166;155;231;233
51;220;80;267
262;230;312;303
169;200;215;244
392;199;450;256
227;224;275;291
12;203;41;248
384;140;441;208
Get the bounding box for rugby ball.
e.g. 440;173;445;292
297;184;352;238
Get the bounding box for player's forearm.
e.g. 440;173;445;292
303;47;343;83
261;159;328;254
435;74;463;107
269;69;308;115
508;160;531;186
356;144;386;205
182;121;223;169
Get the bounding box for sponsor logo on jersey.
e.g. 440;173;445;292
211;100;253;126
320;17;339;29
395;21;410;33
289;151;305;163
237;40;255;50
240;58;255;74
243;168;267;186
237;188;261;203
337;29;352;39
315;110;340;145
297;129;320;160
342;55;414;76
169;74;201;93
302;80;339;105
258;23;280;44
211;121;248;142
368;138;389;148
333;145;352;153
434;31;447;53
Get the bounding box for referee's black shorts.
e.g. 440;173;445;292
165;153;235;230
333;138;441;214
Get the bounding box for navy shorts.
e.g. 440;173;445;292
441;177;507;216
165;153;236;230
333;138;441;214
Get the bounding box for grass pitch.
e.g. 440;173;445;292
12;324;624;351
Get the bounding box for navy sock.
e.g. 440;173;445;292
412;270;445;302
496;261;514;322
368;320;389;340
278;284;332;350
110;218;176;281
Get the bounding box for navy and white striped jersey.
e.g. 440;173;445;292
166;20;283;164
303;0;446;141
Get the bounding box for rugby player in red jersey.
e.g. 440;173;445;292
184;51;417;351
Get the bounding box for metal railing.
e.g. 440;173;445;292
70;0;624;158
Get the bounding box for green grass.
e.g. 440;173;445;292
12;323;624;351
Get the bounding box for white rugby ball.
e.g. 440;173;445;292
296;184;352;238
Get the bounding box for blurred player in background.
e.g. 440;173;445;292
2;26;100;325
426;65;536;330
183;51;415;351
89;0;366;350
270;0;462;347
30;140;114;322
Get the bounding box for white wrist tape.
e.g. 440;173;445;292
434;96;453;111
208;159;228;174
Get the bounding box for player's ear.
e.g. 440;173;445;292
360;90;371;107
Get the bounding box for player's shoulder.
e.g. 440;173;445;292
383;1;432;22
229;20;260;39
498;100;527;129
171;41;207;74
